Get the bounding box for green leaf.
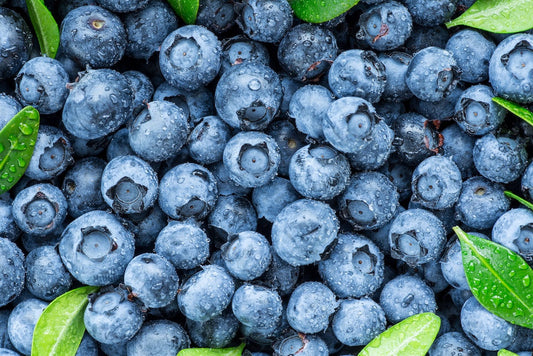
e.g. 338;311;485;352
0;106;39;193
32;286;99;356
446;0;533;33
504;191;533;212
498;350;519;356
492;97;533;127
166;0;199;25
25;0;60;58
177;343;246;356
358;313;440;356
454;226;533;329
288;0;360;23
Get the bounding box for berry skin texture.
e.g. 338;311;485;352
221;231;272;281
0;8;32;80
332;298;386;346
0;238;24;307
492;208;533;262
220;36;270;74
429;332;481;356
126;320;190;356
188;115;231;165
236;0;293;43
7;298;48;355
272;199;339;266
489;33;533;104
252;177;300;222
289;85;334;140
378;52;413;103
231;284;282;330
60;5;126;68
187;309;239;348
441;123;476;179
25;246;72;301
523;162;533;201
403;0;457;26
273;334;328;356
406;47;460;102
159;25;221;91
208;194;257;240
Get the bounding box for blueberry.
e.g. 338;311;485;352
338;171;399;231
186;309;238;348
232;284;282;330
473;134;528;184
75;333;98;356
446;30;495;84
323;97;380;154
124;0;178;60
0;238;24;307
421;259;449;293
59;210;135;286
127;205;166;251
196;0;236;34
289;144;350;200
410;85;464;121
101;155;158;215
347;120;395;171
392;113;440;166
357;1;412;51
220;36;270;74
159;25;221;91
208;194;257;240
0;8;32;80
440;235;478;290
223;131;280;188
455;176;510;230
379;274;437;323
7;298;48;355
428;332;481;356
99;341;127;356
60;5;126;68
187;115;231;165
84;286;144;345
404;25;449;53
378;52;413;102
0;94;22;128
286;282;338;334
403;0;457;26
288;85;335;140
0;348;21;355
221;231;271;281
25;246;72;301
126;320;190;356
522;162;533;201
106;128;135;161
124;253;179;308
277;24;337;82
67;134;110;158
405;47;460;102
375;101;406;125
252;177;299;222
272;199;339;266
367;206;405;255
178;265;235;322
454;84;506;136
159;163;218;221
153;82;215;125
209;161;251;197
441;123;476;179
389;208;446;266
236;0;293;43
12;183;67;237
411;156;462;210
492;208;533;261
258;252;300;296
461;296;517;350
25;125;74;181
328;50;386;103
155;221;210;270
379;160;413;201
489;34;533;104
62;69;133;140
273;334;328;356
129;101;189;162
62;157;107;218
408;198;457;235
123;71;154;116
332;298;386;346
215;62;282;130
0;196;20;242
266;120;305;177
14;57;69;114
319;233;384;298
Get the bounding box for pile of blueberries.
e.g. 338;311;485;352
0;0;533;354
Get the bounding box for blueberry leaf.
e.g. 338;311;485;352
446;0;533;33
358;312;440;356
166;0;199;25
25;0;60;58
492;97;533;127
504;191;533;212
0;106;39;193
177;343;246;356
288;0;360;23
32;286;99;356
498;350;519;356
453;226;533;329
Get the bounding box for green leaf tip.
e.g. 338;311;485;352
504;191;533;211
446;0;533;33
26;0;60;58
166;0;199;24
178;343;245;356
453;228;533;329
498;350;519;356
492;97;533;127
358;312;440;356
32;286;99;356
288;0;360;23
0;106;40;194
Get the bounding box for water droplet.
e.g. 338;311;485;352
18;122;33;135
523;275;530;287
